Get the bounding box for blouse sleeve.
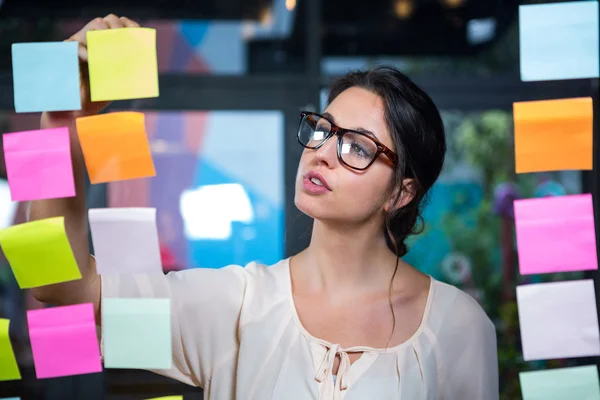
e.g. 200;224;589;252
100;264;249;388
437;290;499;400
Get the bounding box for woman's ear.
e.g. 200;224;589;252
384;179;416;213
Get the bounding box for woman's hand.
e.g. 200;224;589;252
43;14;140;122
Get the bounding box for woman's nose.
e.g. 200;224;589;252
314;135;338;167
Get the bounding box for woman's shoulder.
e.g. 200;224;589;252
427;279;495;335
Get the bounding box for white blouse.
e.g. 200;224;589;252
101;258;499;400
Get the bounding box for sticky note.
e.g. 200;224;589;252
0;319;21;381
11;42;81;113
517;279;600;361
519;1;599;81
146;397;183;400
514;194;597;275
28;303;101;379
0;180;19;230
3;127;76;201
76;112;156;183
87;28;159;101
514;98;593;173
89;208;162;275
520;365;600;400
103;298;171;369
0;217;81;289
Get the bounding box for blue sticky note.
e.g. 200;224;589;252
519;1;599;81
102;298;171;369
12;42;81;113
520;365;600;400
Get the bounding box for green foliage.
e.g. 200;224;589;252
441;110;522;398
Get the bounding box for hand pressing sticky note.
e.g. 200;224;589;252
3;127;76;202
517;279;600;361
514;194;598;275
87;28;159;102
0;319;21;381
89;208;162;275
28;303;102;379
514;98;593;174
0;217;81;289
76;112;155;183
519;2;599;81
12;42;81;113
103;298;171;369
520;365;600;400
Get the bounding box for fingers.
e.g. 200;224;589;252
67;15;140;63
69;17;108;47
103;13;123;29
120;17;140;28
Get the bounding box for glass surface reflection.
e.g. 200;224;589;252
109;111;284;270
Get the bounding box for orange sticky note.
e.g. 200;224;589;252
514;97;593;174
76;112;155;183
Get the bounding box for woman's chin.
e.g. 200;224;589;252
294;195;327;220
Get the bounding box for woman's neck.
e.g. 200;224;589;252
293;218;400;300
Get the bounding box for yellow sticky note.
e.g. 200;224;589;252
145;397;183;400
0;217;81;289
514;97;593;174
87;28;159;102
0;319;21;381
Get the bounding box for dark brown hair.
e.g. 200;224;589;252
328;66;446;341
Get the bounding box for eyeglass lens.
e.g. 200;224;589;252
298;114;379;169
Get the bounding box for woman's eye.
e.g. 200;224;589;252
351;143;368;156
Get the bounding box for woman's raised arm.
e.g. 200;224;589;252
29;15;140;323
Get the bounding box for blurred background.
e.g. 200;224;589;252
0;0;598;399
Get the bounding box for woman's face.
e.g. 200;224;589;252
295;87;397;225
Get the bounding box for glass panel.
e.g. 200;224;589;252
403;109;582;285
0;0;301;75
108;110;285;270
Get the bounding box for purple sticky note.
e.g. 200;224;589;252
3;127;75;201
514;193;598;275
27;303;102;379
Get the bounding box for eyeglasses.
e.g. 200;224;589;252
297;111;398;170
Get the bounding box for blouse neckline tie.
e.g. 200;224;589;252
315;344;351;391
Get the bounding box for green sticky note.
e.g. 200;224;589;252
0;217;81;289
87;28;159;102
103;298;171;369
0;319;21;381
520;365;600;400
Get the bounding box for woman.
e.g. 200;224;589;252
31;15;498;400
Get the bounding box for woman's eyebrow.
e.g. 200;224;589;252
322;112;379;140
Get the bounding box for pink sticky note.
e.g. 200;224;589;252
3;127;75;201
514;193;598;275
27;303;102;379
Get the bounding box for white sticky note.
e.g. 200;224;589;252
519;1;600;81
0;180;18;229
89;208;162;275
517;279;600;361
